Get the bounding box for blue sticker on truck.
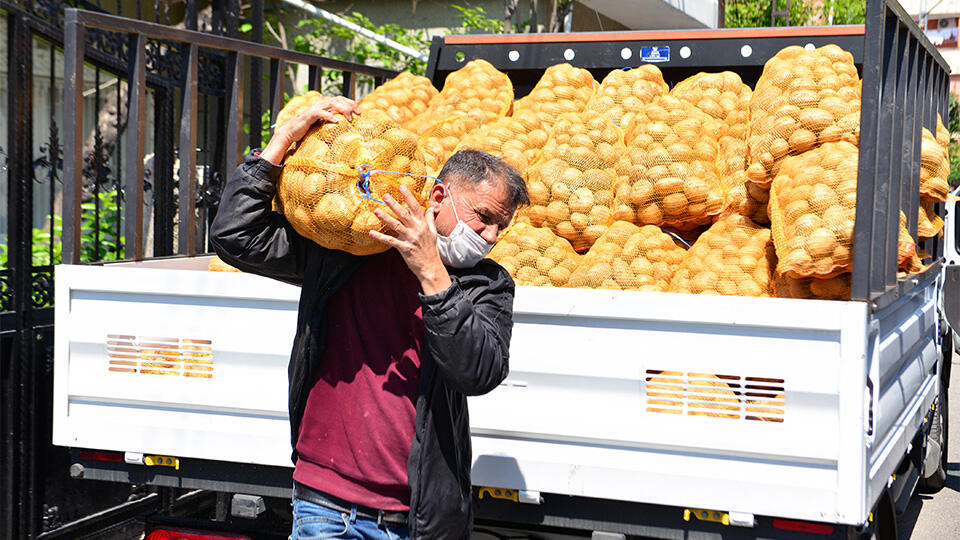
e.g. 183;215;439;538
640;46;670;63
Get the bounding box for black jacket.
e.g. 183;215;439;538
210;154;515;539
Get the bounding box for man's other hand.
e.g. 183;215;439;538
370;186;453;296
260;96;360;166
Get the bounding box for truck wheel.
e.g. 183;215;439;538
917;386;948;493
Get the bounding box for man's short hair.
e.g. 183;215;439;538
437;149;529;210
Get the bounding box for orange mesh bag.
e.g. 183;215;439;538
453;107;548;172
919;126;951;203
747;44;861;186
668;212;776;297
937;113;951;149
518;110;625;251
566;221;686;291
208;255;241;272
723;171;770;224
769;141;859;278
487;222;581;286
773;272;851;300
645;372;742;419
918;202;944;239
277;116;429;256
586;65;669;128
419;112;490;176
613;96;725;229
274;90;328;128
404;59;513;133
358;72;438;126
514;63;596;127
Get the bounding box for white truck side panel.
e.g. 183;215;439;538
52;258;939;526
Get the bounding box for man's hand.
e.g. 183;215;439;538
260;96;360;166
370;186;453;296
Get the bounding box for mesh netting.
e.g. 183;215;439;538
277;116;429;256
513;63;596;128
453;107;548;172
773;272;851;300
586;65;669;128
208;255;241;272
419;112;491;176
518;110;625;251
918;201;944;239
566;221;686;291
645;372;742;419
404;59;513;134
613;96;725;229
487;222;582;286
747;44;861;186
769;141;859;278
274;90;328;128
723;170;770;224
359;72;439;126
937;113;950;149
668;212;776;297
920;125;951;203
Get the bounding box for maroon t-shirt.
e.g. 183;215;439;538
293;249;424;511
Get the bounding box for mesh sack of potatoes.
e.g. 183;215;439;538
358;72;438;126
773;272;851;300
937;113;950;149
487;222;581;287
613;96;726;229
404;59;513;133
208;255;242;272
277;116;429;256
747;44;861;186
768;141;860;278
918;202;944;239
645;372;742;419
518;110;625;251
453;107;549;173
668;212;776;297
723;170;770;224
513;63;596;127
274;90;328;128
566;221;686;291
919;126;951;203
670;71;752;180
418;112;492;176
586;65;669;128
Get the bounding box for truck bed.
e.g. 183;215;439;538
52;257;941;527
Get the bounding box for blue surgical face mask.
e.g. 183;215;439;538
436;184;494;268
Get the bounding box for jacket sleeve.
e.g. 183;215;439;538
210;152;308;286
419;261;514;396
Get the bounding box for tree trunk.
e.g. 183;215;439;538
505;0;519;33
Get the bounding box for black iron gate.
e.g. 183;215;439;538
1;1;244;538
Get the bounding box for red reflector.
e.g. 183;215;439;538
146;528;252;540
77;450;123;463
772;518;835;535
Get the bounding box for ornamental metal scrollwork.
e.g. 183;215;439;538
86;27;129;66
31;268;55;309
0;272;11;313
146;38;184;84
199;51;226;94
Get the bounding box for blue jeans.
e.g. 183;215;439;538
290;496;410;540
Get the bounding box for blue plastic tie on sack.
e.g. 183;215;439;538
355;164;441;205
662;229;692;250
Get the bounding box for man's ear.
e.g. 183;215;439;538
429;183;446;212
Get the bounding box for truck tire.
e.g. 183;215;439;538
860;490;897;540
917;387;948;493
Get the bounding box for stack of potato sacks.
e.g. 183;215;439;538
232;46;943;302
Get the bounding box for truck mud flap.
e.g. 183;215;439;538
943;264;960;333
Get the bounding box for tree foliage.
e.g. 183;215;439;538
725;0;865;27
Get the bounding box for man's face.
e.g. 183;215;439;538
429;177;515;245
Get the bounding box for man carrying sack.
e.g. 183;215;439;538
211;96;529;540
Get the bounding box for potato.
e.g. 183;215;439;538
919;126;951;203
359;72;439;126
773;272;851;300
586;64;669;127
274;91;327;128
669;212;775;297
453;108;547;172
567;221;686;291
488;223;582;286
207;255;242;273
918;202;944;239
518;110;626;251
514;63;596;129
279;117;429;255
403;59;513;134
614;96;725;229
747;45;861;186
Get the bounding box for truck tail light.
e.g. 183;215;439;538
77;450;123;462
145;528;252;540
771;518;835;535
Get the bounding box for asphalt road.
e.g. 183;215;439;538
897;348;960;539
